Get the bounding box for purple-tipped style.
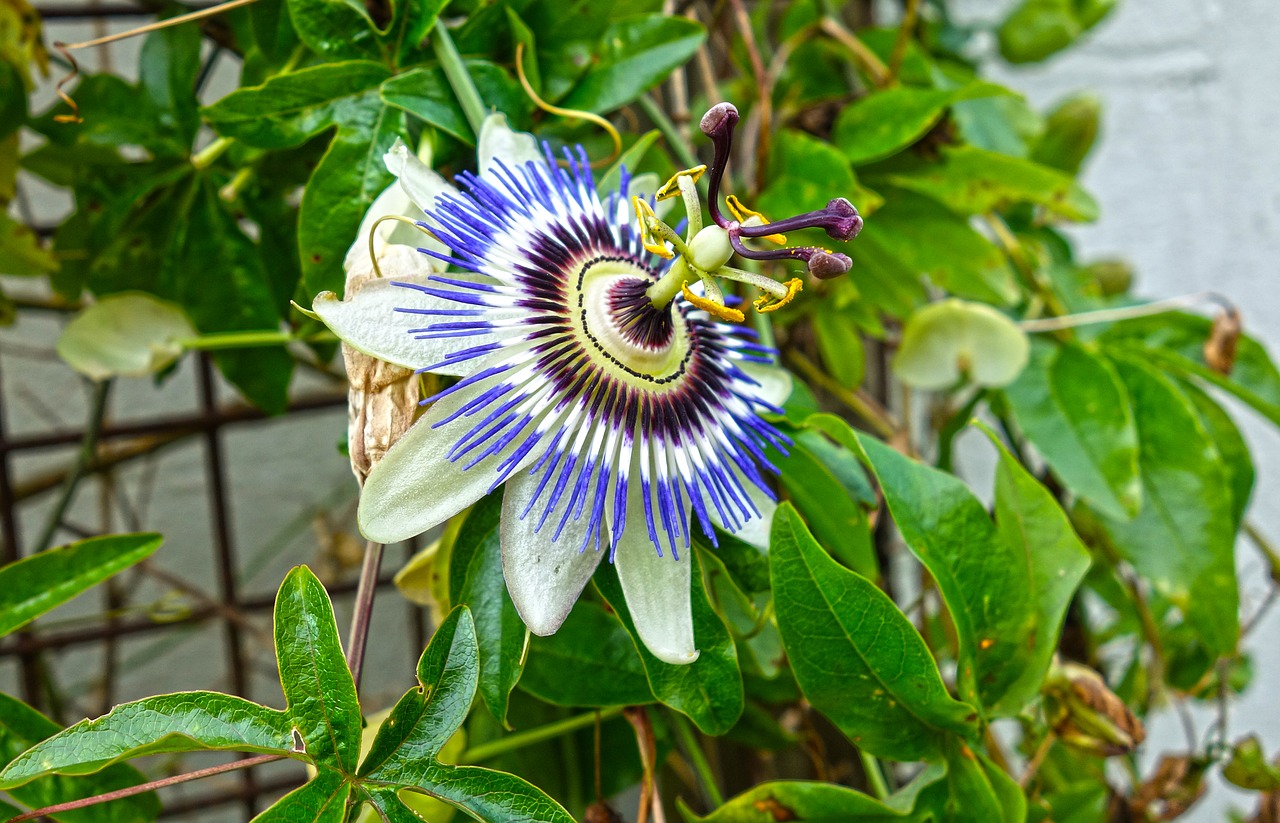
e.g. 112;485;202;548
698;103;863;278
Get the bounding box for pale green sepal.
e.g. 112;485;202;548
478;113;543;180
893;298;1029;390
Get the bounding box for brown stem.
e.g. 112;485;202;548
5;753;282;822
625;706;659;823
346;539;385;692
888;0;920;83
784;350;901;440
819;17;890;88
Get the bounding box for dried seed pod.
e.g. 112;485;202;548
1044;661;1145;757
1204;305;1243;376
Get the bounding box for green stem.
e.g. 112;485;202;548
34;380;112;552
431;23;489;139
460;706;624;764
670;711;724;807
177;330;333;351
859;749;890;800
639;94;699;170
191;136;233;171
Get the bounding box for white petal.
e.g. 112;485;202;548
478;113;543;180
358;375;547;544
384;137;456;214
615;504;699;666
500;472;605;636
741;362;793;408
315;246;474;377
713;485;776;552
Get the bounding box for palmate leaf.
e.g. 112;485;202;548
0;570;569;823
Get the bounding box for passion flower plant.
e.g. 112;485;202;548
315;103;862;664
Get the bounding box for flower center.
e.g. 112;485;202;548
576;258;692;383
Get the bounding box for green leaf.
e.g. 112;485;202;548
389;0;447;66
775;437;877;579
0;692;159;823
1003;340;1141;520
863;191;1019;306
981;425;1092;716
0;213;57;276
287;0;381;60
381;67;473;143
759;129;883;224
833;83;1009;167
814;304;866;389
1177;379;1254;529
678;776;938;822
853;434;1037;711
1101;311;1280;427
0;533;162;637
254;766;349;822
520;601;655;707
299;98;407;296
203;61;393;149
561;14;705;113
595;551;744;735
769;502;978;761
1094;356;1239;655
360;607;574;823
875;144;1099;222
139;13;201;147
893;299;1029;390
449;492;527;726
998;0;1117;64
920;738;1023;823
0;693;294;787
1223;735;1280;792
56;294;196;381
598;130;662;197
276;566;361;772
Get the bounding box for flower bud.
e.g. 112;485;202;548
1044;661;1145;757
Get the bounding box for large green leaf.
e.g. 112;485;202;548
519;600;655;708
276;566;361;772
360;607;574;823
0;213;56;276
0;533;162;637
874;144;1098;222
833;83;1009;167
0;692;159;823
595;551;744;735
678;768;947;822
560;14;705;113
203;62;392;149
776;435;877;579
139;14;201;148
1095;356;1239;655
449;491;527;726
1003;340;1141;520
982;426;1091;716
0;693;294;786
286;0;381;60
381;67;473;143
1177;379;1254;529
998;0;1116;64
1101;311;1280;427
769;503;978;761
918;738;1023;823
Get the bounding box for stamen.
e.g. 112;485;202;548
754;278;804;313
725;195;786;244
655;166;707;201
657;166;706;239
632;197;678;259
681;283;745;323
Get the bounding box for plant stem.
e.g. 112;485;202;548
1018;291;1232;333
858;749;890;800
6;753;282;822
33;380;111;552
670;711;724;807
431;23;488;138
785;349;899;439
460;706;625;764
638;95;700;170
888;0;921;83
191;136;234;171
819;17;890;88
177;330;334;351
346;540;384;692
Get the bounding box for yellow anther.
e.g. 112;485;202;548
656;165;707;200
681;283;745;323
726;195;787;244
632;197;675;259
753;278;804;313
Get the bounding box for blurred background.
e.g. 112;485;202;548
2;0;1278;819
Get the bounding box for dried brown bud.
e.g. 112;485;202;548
583;802;625;823
343;257;423;484
1129;755;1208;821
1204;306;1243;376
1044;661;1145;757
